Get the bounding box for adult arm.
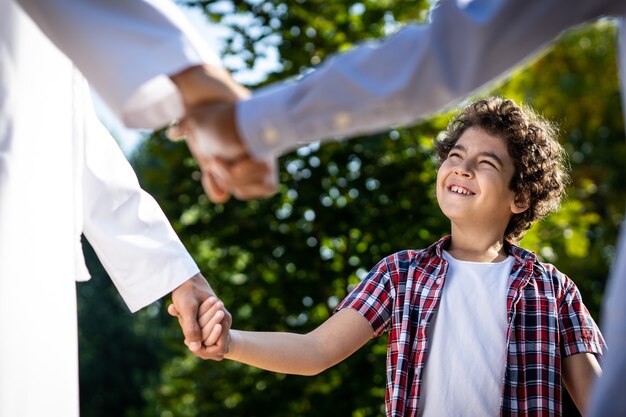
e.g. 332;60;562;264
80;93;230;356
223;308;373;375
81;107;198;312
235;0;625;158
16;0;227;129
180;0;625;200
589;221;626;417
562;353;602;416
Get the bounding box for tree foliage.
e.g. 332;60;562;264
77;3;624;416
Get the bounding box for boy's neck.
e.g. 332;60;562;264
447;226;509;263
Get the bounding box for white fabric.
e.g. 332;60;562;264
0;3;80;415
0;1;201;416
588;19;626;417
237;0;626;159
81;97;199;312
417;251;512;417
16;0;221;129
621;18;626;125
589;221;626;417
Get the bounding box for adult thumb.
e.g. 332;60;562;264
178;300;202;351
167;303;180;317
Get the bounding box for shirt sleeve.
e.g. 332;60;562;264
81;97;199;312
558;278;606;358
335;256;395;337
237;0;625;158
16;0;221;129
588;219;626;417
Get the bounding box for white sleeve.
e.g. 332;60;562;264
16;0;221;129
589;221;626;417
589;19;626;407
237;0;625;158
81;104;199;313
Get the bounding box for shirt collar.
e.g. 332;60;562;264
428;235;538;266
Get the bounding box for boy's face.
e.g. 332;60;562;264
436;127;527;231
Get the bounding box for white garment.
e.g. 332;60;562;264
0;4;80;415
81;98;199;312
417;251;512;417
16;0;221;129
589;220;626;417
236;0;626;159
588;19;626;417
0;1;202;416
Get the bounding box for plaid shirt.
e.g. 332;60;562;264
336;236;605;417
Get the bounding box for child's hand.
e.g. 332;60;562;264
197;296;231;356
168;294;231;360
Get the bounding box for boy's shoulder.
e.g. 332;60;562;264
510;243;561;274
377;237;449;272
509;242;576;299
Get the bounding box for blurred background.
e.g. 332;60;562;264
79;1;625;416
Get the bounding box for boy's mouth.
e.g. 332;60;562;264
449;184;475;196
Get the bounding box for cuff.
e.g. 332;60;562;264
236;83;301;159
119;254;200;313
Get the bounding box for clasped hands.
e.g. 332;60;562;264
168;64;278;204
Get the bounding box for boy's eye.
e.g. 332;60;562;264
480;160;496;168
448;151;462;159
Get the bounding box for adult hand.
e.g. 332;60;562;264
169;65;278;203
168;101;279;203
168;273;232;360
170;64;249;106
200;155;278;203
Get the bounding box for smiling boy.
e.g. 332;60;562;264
197;97;605;417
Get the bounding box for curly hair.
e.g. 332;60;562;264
434;97;570;242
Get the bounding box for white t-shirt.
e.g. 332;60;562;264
417;251;514;417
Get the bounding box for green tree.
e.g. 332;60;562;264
77;3;623;416
498;21;625;314
78;240;174;417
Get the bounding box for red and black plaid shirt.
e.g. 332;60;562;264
337;236;605;417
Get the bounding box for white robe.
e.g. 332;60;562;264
0;1;204;416
0;4;81;415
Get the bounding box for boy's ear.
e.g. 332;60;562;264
511;193;530;214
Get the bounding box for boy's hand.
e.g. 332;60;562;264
168;276;232;360
197;296;228;348
167;296;231;360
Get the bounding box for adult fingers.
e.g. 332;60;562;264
167;303;180;317
175;297;203;352
202;171;231;204
195;344;228;361
223;158;278;200
166;119;188;142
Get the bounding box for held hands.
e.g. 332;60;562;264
169;294;234;360
168;102;278;203
168;273;232;360
198;296;234;359
169;65;278;203
166;65;273;357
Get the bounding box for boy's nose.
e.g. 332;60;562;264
454;164;472;177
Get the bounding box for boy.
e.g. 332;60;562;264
196;97;605;417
